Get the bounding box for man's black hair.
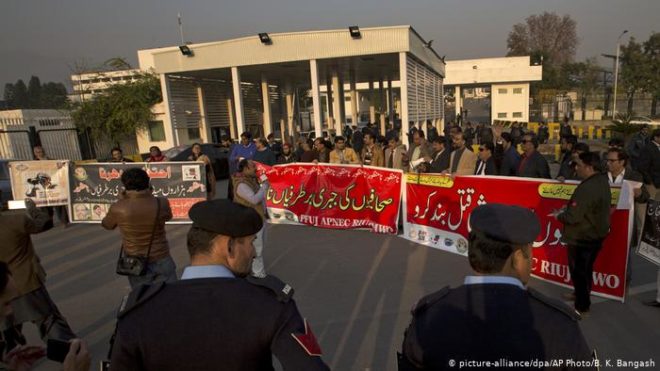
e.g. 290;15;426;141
468;230;516;274
579;151;604;173
120;168;150;191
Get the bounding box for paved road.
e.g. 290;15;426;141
24;183;659;370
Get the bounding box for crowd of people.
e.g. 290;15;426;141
0;118;658;370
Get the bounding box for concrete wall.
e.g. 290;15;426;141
491;83;530;122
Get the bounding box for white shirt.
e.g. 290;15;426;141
181;265;235;280
608;170;625;185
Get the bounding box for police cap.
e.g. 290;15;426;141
469;204;540;245
188;199;263;237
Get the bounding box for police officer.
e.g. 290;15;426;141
109;200;330;370
399;204;595;370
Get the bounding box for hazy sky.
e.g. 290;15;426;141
1;0;657;91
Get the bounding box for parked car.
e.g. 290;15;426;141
162;144;230;179
629;116;660;126
0;160;13;208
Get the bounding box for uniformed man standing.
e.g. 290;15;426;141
109;200;330;371
399;204;595;370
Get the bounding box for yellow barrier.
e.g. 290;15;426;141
555;144;561;162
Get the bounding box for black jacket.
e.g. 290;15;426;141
639;141;660;187
558;173;612;245
517;151;551;179
474;157;498;175
110;278;330;371
429;149;450;173
400;284;594;370
497;146;521;176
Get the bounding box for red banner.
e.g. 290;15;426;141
257;163;403;234
403;174;633;301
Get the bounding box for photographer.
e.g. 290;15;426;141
0;262;90;371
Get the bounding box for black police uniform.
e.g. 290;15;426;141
109;200;330;371
399;204;596;371
110;277;329;371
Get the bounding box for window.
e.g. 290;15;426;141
497;113;507;118
38;119;60;127
187;128;201;140
148;121;166;142
513;112;523;118
513;88;523;94
498;88;508;94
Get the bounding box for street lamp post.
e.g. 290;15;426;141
612;29;628;119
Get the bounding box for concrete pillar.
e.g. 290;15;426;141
378;79;386;136
326;75;334;131
337;74;346;137
332;70;341;135
399;52;410;142
387;77;394;131
285;84;295;141
261;75;273;138
455;86;462;119
350;73;358;129
231;67;246;136
226;96;236;140
159;74;178;147
197;85;212;143
309;59;323;139
368;80;376;124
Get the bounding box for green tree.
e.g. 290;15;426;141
3;83;15;107
619;37;650;114
26;76;42;108
564;58;601;120
12;80;28;108
507;12;578;68
41;82;69;108
71;73;162;145
642;32;660;116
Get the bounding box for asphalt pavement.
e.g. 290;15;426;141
24;178;660;370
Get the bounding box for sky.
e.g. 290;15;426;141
1;0;658;92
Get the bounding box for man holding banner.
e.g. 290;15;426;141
553;152;611;315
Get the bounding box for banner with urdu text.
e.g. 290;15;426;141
257;163;403;234
68;162;207;223
403;173;633;302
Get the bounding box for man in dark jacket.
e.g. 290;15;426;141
277;143;298;164
639;128;660;197
110;200;330;371
474;142;498;175
253;138;277;166
517;134;551;179
428;137;450;173
496;132;521;177
557;135;578;181
627;125;650;171
399;204;594;370
553;152;611;315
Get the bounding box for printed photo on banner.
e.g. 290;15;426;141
637;199;660;266
9;160;70;207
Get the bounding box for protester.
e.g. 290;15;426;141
146;146;167;162
267;133;282;158
560;117;573;138
552;152;611;315
474;142;497;175
102;168;177;288
426;121;438;143
463;122;475;147
361;133;384;167
537;122;549;144
428;136;450;174
253;138;276;166
384;136;407;171
0;262;91;371
400;204;594;369
277;143;298;164
329;136;360;164
0;199;76;348
232;160;269;278
313;138;330;163
557;135;578;181
627;125;650;171
109;147;133;163
300;140;317;163
496;132;521;176
517;134;550;179
407;131;432;171
228;132;257;200
445;132;477;176
639;128;660;198
510;121;522;146
109;200;329;370
478;123;494;145
188;143;216;199
352;127;364;155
